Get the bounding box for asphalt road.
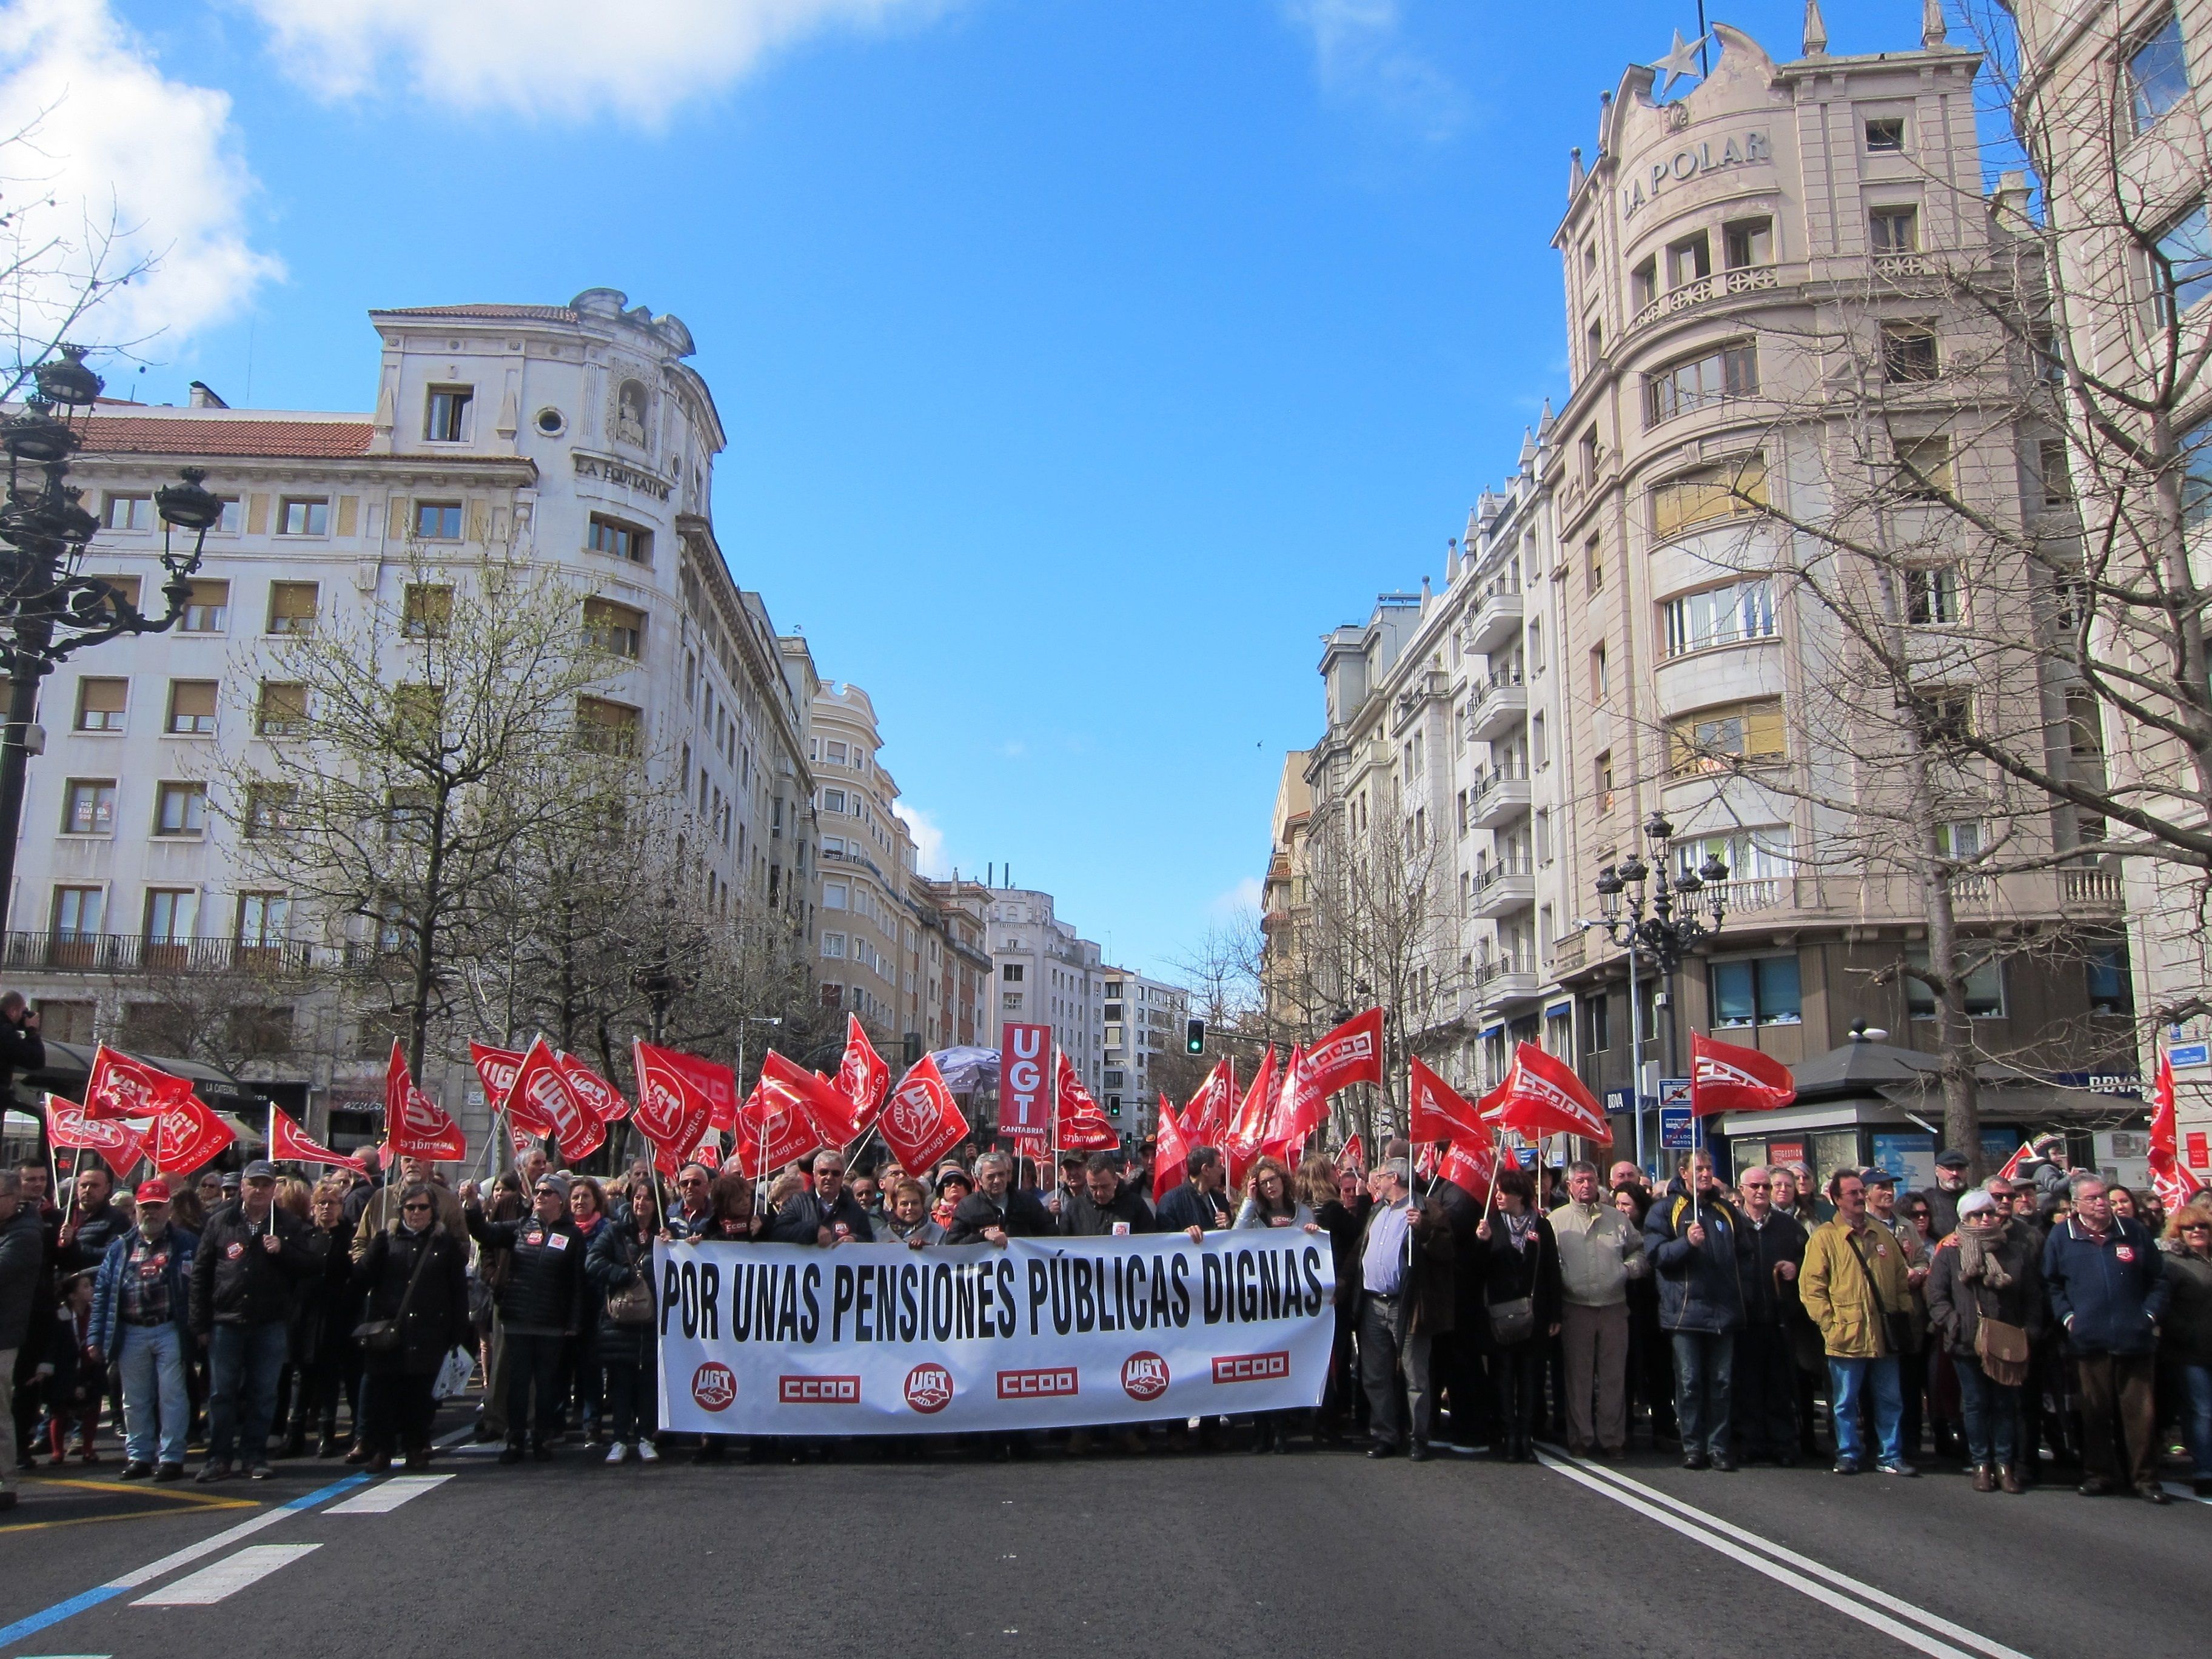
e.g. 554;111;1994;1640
4;1423;2205;1659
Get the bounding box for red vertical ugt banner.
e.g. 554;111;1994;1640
999;1022;1052;1143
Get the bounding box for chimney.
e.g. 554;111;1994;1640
187;381;229;409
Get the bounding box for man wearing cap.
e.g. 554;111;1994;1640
1924;1150;1973;1238
86;1179;198;1481
189;1161;315;1481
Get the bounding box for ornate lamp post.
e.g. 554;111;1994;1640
1590;813;1730;1151
0;346;222;933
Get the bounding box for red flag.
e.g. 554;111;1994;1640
469;1042;526;1121
1181;1059;1236;1143
1305;1007;1384;1098
2150;1049;2207;1213
384;1042;468;1162
1439;1137;1496;1201
1340;1133;1365;1173
1690;1032;1797;1118
1483;1042;1612;1145
553;1050;629;1122
659;1050;739;1131
736;1070;824;1179
503;1036;602;1162
1995;1139;2034;1182
82;1045;191;1121
1224;1047;1278;1185
632;1039;717;1171
834;1015;891;1134
760;1048;857;1147
1054;1050;1119;1151
269;1105;367;1173
878;1053;970;1176
1408;1056;1487;1144
1261;1046;1326;1161
45;1094;147;1180
152;1093;236;1176
1154;1093;1191;1207
1415;1140;1439;1178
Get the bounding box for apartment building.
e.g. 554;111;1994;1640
2010;0;2212;1155
1101;967;1187;1133
15;289;817;1142
809;679;920;1050
985;886;1107;1094
913;877;994;1051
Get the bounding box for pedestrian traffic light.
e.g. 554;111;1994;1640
1185;1017;1205;1055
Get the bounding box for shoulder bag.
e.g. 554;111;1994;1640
1969;1254;2031;1386
606;1239;655;1326
353;1228;438;1355
1843;1228;1914;1356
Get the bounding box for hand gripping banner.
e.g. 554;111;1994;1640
655;1231;1336;1436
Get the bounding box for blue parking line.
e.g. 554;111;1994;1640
1;1472;370;1651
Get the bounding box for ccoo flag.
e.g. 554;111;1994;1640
1689;1032;1797;1118
1483;1042;1612;1145
1304;1007;1384;1098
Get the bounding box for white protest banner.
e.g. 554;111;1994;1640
654;1231;1335;1435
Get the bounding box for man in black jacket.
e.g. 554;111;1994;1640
945;1152;1053;1244
1731;1165;1809;1466
1155;1144;1232;1238
465;1175;587;1463
59;1165;126;1274
0;993;42;1104
1057;1153;1153;1236
189;1162;316;1481
765;1149;874;1244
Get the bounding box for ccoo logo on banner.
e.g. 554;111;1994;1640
653;1233;1336;1435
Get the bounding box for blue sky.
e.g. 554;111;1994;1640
71;0;1942;979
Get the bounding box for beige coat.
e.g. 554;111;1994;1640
1549;1198;1646;1308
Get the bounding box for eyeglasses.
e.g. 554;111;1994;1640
401;1202;432;1213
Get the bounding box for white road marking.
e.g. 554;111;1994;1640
1537;1450;2033;1659
2160;1480;2211;1506
130;1544;321;1606
324;1475;452;1514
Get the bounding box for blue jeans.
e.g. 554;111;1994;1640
2182;1363;2212;1480
1669;1331;1734;1458
206;1322;289;1467
1954;1355;2020;1469
118;1322;190;1467
1829;1355;1903;1466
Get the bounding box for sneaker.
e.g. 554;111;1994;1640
606;1442;629;1465
154;1463;184;1483
247;1463;275;1481
195;1461;233;1484
1879;1461;1918;1478
636;1440;661;1464
1831;1458;1861;1476
119;1461;154;1480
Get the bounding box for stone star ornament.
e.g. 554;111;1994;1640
1652;29;1709;99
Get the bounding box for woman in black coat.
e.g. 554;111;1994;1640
285;1178;364;1458
1475;1166;1564;1463
587;1171;663;1464
350;1184;471;1472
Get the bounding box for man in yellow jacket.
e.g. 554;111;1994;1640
1798;1168;1917;1477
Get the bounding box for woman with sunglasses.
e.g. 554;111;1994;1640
350;1184;469;1472
2162;1202;2212;1496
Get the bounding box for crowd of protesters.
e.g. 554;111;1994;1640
1;1124;2208;1508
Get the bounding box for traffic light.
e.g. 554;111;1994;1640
1107;1095;1122;1119
1185;1017;1205;1055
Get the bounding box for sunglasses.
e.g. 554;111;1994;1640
402;1202;433;1212
2184;1223;2211;1232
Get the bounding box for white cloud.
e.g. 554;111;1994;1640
0;0;279;353
240;0;958;123
894;802;953;878
1209;876;1264;919
1279;0;1465;139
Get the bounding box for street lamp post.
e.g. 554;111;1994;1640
1590;813;1730;1171
0;346;221;934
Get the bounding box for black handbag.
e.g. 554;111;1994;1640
1487;1295;1536;1346
354;1226;437;1354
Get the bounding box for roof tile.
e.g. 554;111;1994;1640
79;417;377;459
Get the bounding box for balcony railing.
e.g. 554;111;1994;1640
1709;877;1784;914
1474;951;1537;987
1465;670;1529;742
2060;866;2125;908
2;932;349;976
1627;264;1783;333
1473;856;1535;893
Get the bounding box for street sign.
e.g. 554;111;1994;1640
1658;1076;1691;1108
2169;1042;2211;1070
1660;1103;1694;1150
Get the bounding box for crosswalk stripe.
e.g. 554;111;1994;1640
324;1475;452;1514
130;1545;321;1606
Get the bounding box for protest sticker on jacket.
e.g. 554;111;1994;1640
654;1230;1335;1436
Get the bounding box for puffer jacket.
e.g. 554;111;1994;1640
2162;1248;2212;1367
465;1208;587;1336
584;1222;658;1367
1925;1222;2044;1359
1643;1184;1746;1334
189;1204;317;1333
2043;1216;2170;1356
1800;1216;1914;1359
87;1225;199;1361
